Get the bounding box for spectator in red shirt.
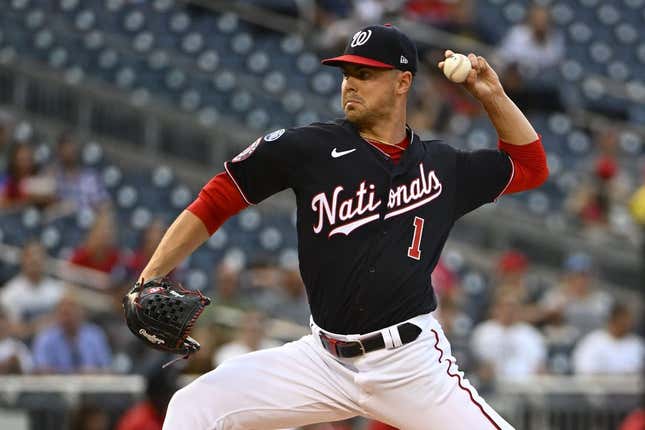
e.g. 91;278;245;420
620;392;645;430
566;127;632;238
126;219;166;278
116;368;178;430
0;143;56;210
69;208;122;274
431;258;458;300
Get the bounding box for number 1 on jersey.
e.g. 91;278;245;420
407;216;425;260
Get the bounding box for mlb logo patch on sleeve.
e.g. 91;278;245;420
232;137;262;163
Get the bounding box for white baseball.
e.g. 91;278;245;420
442;53;472;83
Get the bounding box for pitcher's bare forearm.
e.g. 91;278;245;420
481;90;538;146
139;210;210;282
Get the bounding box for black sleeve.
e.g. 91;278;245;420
454;149;512;219
224;128;298;204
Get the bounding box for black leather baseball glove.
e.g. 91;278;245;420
123;277;211;359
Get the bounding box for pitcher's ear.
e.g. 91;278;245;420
396;71;413;95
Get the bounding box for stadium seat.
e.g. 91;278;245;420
197;50;219;72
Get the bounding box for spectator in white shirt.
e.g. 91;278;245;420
471;294;546;382
1;241;64;333
573;302;644;375
539;253;613;340
0;309;33;374
497;4;564;76
495;4;565;112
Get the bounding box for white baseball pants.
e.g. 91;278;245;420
163;313;515;430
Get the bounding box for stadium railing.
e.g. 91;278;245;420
0;374;640;430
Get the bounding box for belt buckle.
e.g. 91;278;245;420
319;333;340;356
319;333;366;357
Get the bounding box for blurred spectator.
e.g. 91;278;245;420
212;256;243;305
0;143;56;210
431;258;458;300
567;128;632;237
126;219;166;279
234;257;310;324
316;0;353;19
620;404;645;430
471;295;546;382
213;311;279;366
496;4;564;111
0;310;33;374
116;367;178;430
404;0;495;44
69;403;110;430
314;0;398;53
405;0;457;23
572;302;644;375
269;266;310;325
239;257;283;295
539;252;612;338
497;4;564;76
0;241;64;328
494;250;547;325
69;208;123;275
494;249;530;299
566;174;613;230
32;294;112;373
46;131;109;215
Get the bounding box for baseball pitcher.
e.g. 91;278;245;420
124;24;548;430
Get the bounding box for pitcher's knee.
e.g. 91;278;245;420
165;374;238;429
167;384;191;413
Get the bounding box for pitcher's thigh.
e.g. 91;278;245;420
163;339;359;430
411;379;515;430
364;325;515;430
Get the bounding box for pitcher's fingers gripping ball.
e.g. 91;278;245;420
123;277;211;362
440;52;471;83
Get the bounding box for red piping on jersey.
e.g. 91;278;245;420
431;329;503;430
187;171;248;235
495;156;515;201
224;161;254;205
365;136;410;164
498;136;548;195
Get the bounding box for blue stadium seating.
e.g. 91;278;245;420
2;0;642;132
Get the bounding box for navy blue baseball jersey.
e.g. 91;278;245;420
225;119;512;334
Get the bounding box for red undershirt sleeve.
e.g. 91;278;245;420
187;172;249;235
498;135;549;195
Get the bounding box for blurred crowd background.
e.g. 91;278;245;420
0;0;643;429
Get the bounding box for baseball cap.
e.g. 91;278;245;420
321;24;418;74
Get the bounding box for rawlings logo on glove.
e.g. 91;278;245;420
139;329;166;345
123;277;211;363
